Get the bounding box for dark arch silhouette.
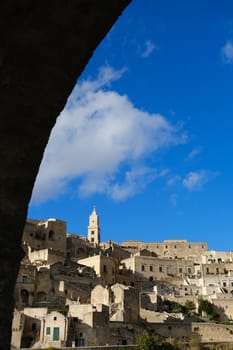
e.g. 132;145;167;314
0;1;131;348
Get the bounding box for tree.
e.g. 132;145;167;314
198;299;213;316
137;333;181;350
185;300;196;315
198;299;219;320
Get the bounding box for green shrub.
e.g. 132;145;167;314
137;333;181;350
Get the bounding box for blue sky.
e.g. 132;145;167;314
28;0;233;251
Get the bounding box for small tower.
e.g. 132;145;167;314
88;207;100;245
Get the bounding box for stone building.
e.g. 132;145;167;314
28;247;66;267
78;255;117;285
100;240;131;261
121;239;208;260
41;310;68;348
68;303;109;346
201;250;233;264
67;233;99;261
11;310;25;349
91;285;110;306
87;207;100;245
23;218;67;254
90;283;140;324
121;254;195;282
188;274;233;296
110;284;139;323
12;209;233;348
12;308;68;348
15;264;37;309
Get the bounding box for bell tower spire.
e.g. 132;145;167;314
87;206;100;245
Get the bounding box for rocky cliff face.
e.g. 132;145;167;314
0;1;131;348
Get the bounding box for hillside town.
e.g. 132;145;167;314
12;208;233;348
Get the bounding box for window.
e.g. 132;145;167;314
141;265;145;272
53;327;60;341
32;323;36;331
149;265;153;272
231;282;233;287
21;289;29;305
91;237;94;242
48;230;54;240
46;327;51;335
159;266;163;272
54;316;57;320
188;267;192;274
22;275;27;283
103;265;107;273
178;267;183;273
216;268;219;274
91;230;95;235
206;267;209;274
223;282;227;287
76;338;85;347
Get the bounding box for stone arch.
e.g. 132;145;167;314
35;291;47;303
0;2;131;348
20;289;29;306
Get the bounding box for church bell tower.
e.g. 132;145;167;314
87;207;100;245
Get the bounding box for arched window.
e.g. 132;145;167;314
36;291;47;302
21;289;29;306
48;230;55;240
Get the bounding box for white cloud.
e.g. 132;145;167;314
105;167;166;201
182;170;218;191
169;194;178;206
221;41;233;63
167;175;181;187
186;147;202;160
31;66;186;203
141;40;158;58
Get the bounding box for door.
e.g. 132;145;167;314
53;327;59;341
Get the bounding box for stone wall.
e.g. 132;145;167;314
147;322;233;343
121;240;208;259
122;255;194;281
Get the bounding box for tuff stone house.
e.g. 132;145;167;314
11;208;233;347
121;239;208;260
78;255;117;285
121;253;195;282
23;218;67;254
